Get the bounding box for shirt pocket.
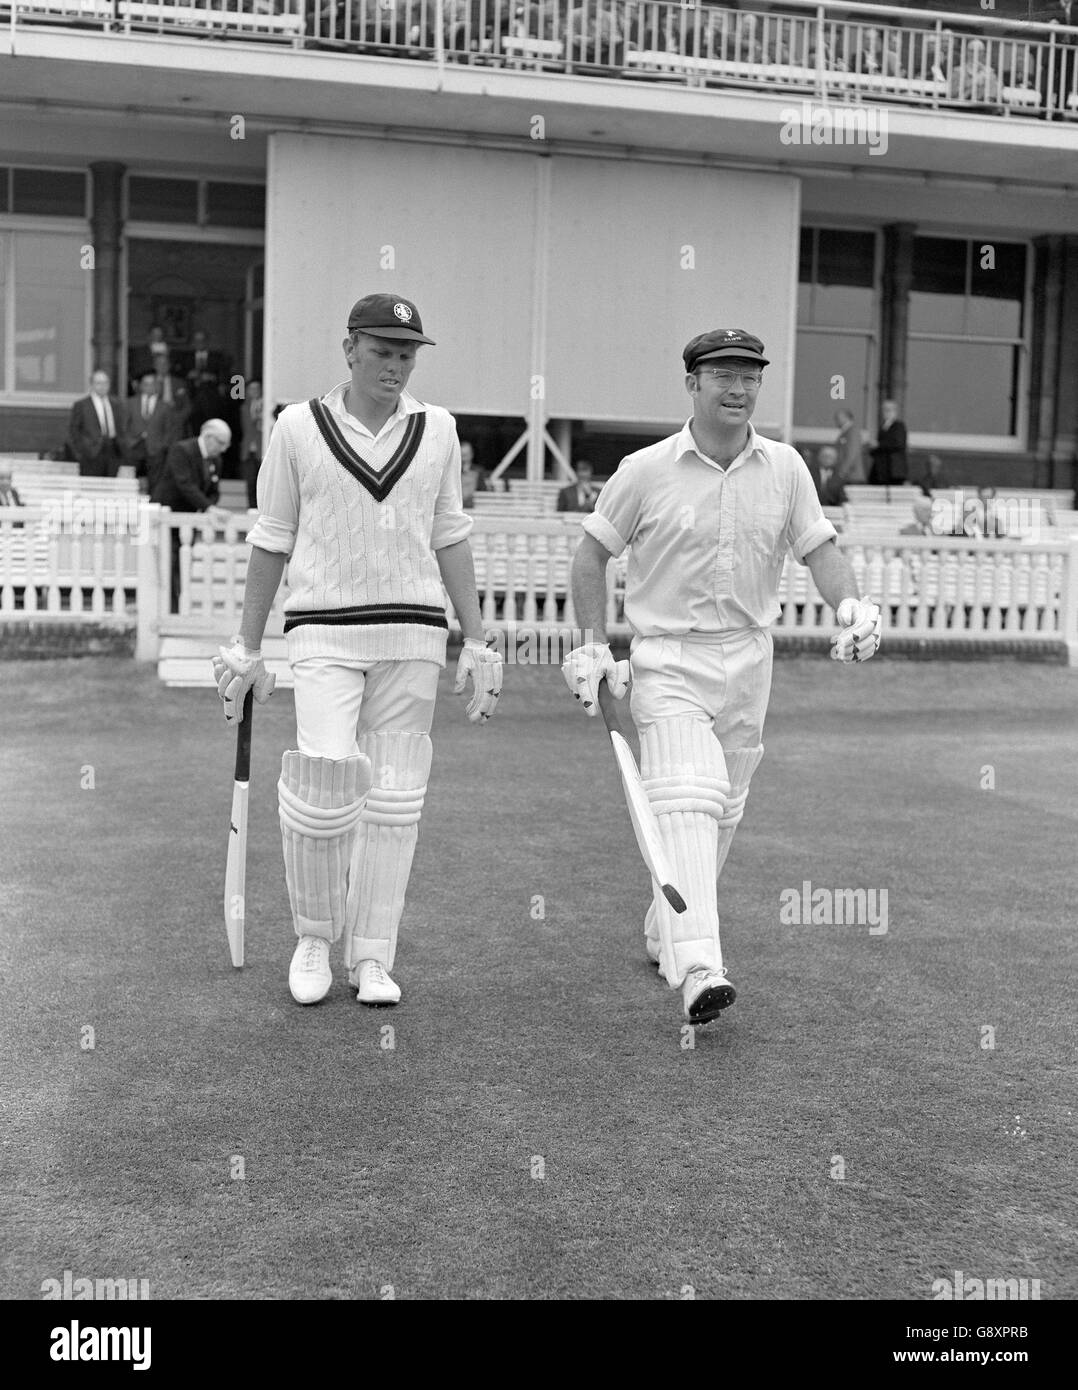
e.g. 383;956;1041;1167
750;503;787;555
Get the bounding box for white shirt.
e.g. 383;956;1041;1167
92;394;116;438
583;421;836;637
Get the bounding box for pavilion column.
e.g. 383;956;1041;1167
878;222;915;422
1051;235;1078;490
89;161;125;388
1029;235;1061;487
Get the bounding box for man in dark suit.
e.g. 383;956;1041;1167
151;418;232;612
868;399;908;486
67;370;127;477
183;330;230;386
557;459;600;513
126;370;184;494
808;445;849;506
128;324;169;388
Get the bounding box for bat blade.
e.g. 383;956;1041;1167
596;681;687;915
223;689;254;968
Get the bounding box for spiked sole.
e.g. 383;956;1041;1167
687;982;736;1025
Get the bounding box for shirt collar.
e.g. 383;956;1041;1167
322;381;423;438
676;420;763;473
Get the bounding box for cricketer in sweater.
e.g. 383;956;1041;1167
213;294;501;1007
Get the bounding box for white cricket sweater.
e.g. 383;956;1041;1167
247;383;472;665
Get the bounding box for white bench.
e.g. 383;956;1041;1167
502;36;564;67
116;1;303;37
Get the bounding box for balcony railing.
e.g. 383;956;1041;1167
5;0;1078;120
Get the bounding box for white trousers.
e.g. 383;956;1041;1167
292;658;440;755
629;627;774;745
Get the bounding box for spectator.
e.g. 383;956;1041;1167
150;419;233;613
67;369;127;477
854;26;901;77
922;29;953;84
914;452;949;496
183;329;230;387
968;486;1009;539
834;407;865;482
125;369;182;495
128;323;169;388
557;459;600;513
900;498;936;536
239;379;264;510
869;399;908;486
809;445;849;505
949;37;1003;108
460;440;486;509
0;463;22;507
149;341;188;416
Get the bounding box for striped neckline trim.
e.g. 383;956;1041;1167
309;397;426;503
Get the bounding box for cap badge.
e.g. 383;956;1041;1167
393;302;413;322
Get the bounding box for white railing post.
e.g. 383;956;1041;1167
1061;539;1078;666
135;502;164;661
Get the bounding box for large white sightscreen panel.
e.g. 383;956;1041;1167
267;133;536;413
545;160;800;431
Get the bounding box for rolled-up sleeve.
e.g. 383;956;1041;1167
581;466;638;559
247;415;299;555
787;456;838;563
430;426;473;551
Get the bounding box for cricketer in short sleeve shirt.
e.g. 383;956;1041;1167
582;421;836;637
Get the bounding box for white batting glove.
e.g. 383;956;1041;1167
831;598;882;664
562;642;629;715
212;638;277;723
454;637;503;723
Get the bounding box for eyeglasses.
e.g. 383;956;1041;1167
696;368;763;388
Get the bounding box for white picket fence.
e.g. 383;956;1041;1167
2;506;1077;680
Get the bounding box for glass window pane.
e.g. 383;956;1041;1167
0;170;9;214
14;232;87;392
969;241;1025;338
12;168;86;217
910;236;967;333
794;330;872;430
128;176;199;223
0;235;8;386
907;340;1019;435
798;226;815;284
817;229;875;288
205;182;265;229
812;283;874;329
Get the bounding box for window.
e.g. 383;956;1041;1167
11;169;87;217
0;231;88;394
907;236;1027;437
128;176;199;223
795;227;878;432
206;182;265;230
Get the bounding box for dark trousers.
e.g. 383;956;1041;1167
79;439;124;478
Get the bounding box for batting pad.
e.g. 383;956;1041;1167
344;731;433;973
278;752;371;942
715;745;764;881
641;717;730;989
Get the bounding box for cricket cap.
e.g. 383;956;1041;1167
347;294;435;344
684;328;770;372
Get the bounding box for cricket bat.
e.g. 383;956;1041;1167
596;679;687;915
223;688;254;968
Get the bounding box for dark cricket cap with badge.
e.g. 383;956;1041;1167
347;294;435;345
683;328;770;372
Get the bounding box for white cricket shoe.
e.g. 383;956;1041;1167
682;967;736;1025
354;959;401;1007
288;935;332;1005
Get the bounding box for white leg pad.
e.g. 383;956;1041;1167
344;731;433;973
640;718;730;989
715;745;765;880
279;753;371;942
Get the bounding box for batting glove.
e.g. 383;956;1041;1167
830;598;882;664
454;637;503;723
212;638;277;723
562;643;629;715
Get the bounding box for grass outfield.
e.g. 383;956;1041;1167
1;655;1075;1301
